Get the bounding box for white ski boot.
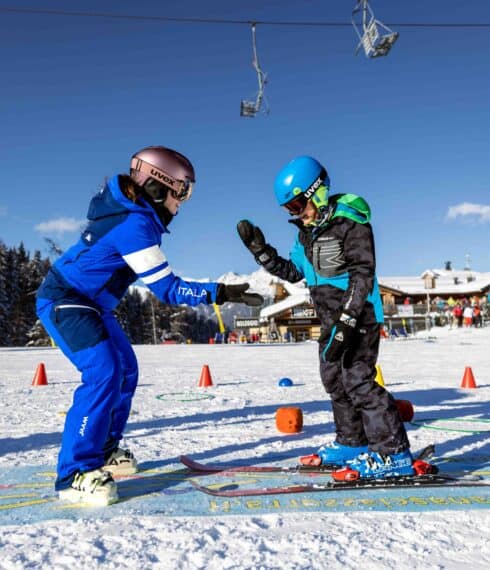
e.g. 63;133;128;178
103;447;138;476
58;469;118;506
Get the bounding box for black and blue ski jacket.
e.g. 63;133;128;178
256;193;384;330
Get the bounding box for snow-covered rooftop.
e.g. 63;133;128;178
380;268;490;296
260;289;311;319
258;267;490;320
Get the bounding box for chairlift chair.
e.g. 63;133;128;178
240;100;258;118
352;0;399;58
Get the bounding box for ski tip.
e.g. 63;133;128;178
179;455;194;466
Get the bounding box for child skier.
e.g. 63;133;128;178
36;145;263;505
237;155;414;479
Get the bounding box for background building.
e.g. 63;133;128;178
233;265;490;342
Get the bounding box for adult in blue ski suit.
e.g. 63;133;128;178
37;146;262;492
237;156;414;479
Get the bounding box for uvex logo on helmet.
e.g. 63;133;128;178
303;176;324;200
150;168;175;187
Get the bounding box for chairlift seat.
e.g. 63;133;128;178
370;32;399;58
361;20;398;58
352;0;398;59
240;100;257;117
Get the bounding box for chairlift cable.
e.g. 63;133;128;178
0;7;489;29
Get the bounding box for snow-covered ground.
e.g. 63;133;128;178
1;325;489;569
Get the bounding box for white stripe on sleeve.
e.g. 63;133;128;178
122;245;167;274
141;266;173;284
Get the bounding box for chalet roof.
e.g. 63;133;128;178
380;268;490;296
269;276;308;296
259;267;490;320
260;285;310;320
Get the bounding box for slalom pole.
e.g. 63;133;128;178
212;303;226;334
402;318;408;335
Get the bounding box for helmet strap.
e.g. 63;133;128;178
141;188;174;227
309;204;335;227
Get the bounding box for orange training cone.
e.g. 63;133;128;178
198;364;213;388
32;362;48;386
276;407;303;434
461;366;477;389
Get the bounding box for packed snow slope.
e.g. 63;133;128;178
0;325;489;569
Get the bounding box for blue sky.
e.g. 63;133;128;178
1;1;489;279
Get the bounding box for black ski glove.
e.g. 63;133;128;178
237;219;268;255
215;283;264;307
237;219;278;268
321;313;357;362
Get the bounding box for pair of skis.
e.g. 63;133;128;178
179;446;487;497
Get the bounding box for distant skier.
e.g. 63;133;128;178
463;304;473;328
237;155;414;479
36;146;263;505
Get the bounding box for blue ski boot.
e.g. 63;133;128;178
300;441;369;467
336;449;415;480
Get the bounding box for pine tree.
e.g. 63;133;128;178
26;319;51;346
0;242;9;346
0;243;51;346
4;247;22;345
116;288;145;343
141;296;158;344
23;251;51;346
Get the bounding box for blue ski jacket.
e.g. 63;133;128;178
37;175;218;311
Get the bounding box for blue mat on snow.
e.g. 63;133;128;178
0;454;489;525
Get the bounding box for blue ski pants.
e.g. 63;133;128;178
36;300;138;490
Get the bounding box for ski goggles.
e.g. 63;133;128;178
130;158;194;202
283;193;309;216
169;179;193;201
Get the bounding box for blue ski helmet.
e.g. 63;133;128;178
274;156;330;214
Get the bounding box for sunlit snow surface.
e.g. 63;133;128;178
1;326;489;569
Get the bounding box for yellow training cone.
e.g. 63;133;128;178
375;364;385;387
